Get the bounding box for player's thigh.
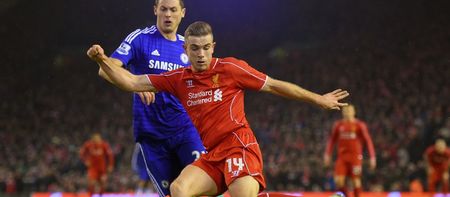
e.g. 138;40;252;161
171;164;218;196
136;142;181;196
228;175;259;197
175;129;206;166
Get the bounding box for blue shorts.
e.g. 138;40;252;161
131;127;205;196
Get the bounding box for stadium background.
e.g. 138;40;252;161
1;0;449;196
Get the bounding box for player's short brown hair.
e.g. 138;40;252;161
185;21;213;39
155;0;185;8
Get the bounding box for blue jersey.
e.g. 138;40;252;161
111;25;193;140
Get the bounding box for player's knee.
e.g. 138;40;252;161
170;179;189;196
228;176;259;197
352;178;362;188
334;176;345;187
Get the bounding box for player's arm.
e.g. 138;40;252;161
261;77;349;110
360;122;376;170
97;55;155;105
104;143;115;172
97;57;124;84
79;143;90;167
87;44;157;92
324;123;338;167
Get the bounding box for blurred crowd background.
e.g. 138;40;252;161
1;0;449;195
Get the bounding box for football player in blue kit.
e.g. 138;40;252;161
96;0;205;196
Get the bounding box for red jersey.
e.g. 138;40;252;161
325;119;375;159
148;57;267;150
425;146;450;170
79;140;114;170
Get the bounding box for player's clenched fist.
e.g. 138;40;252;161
87;44;107;62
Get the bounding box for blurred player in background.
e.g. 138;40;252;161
324;104;376;197
87;21;349;197
79;133;114;196
96;0;205;196
424;138;450;194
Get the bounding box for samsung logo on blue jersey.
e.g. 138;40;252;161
149;60;184;71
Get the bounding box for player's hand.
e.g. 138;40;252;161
319;89;349;110
443;172;449;180
369;158;376;170
137;92;156;105
87;44;108;62
324;155;331;167
427;167;434;175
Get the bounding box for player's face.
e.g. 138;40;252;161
184;34;215;72
436;140;447;153
154;0;185;35
342;105;355;119
92;134;102;143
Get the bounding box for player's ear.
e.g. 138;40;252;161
181;8;186;18
154;5;158;15
212;42;216;53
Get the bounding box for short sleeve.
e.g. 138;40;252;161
111;29;142;66
147;70;182;97
225;58;267;90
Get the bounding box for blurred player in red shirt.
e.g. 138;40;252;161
424;138;450;194
87;21;349;196
79;133;114;195
324;104;376;197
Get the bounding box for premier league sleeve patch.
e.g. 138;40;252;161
116;42;131;55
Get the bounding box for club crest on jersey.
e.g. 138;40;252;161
180;53;189;64
211;74;220;88
116;43;131;55
186;80;194;88
213;89;222;102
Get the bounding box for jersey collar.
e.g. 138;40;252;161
182;58;219;79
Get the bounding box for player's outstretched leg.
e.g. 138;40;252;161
170;165;218;197
228;176;259;197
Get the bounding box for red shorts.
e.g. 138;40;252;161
429;168;447;183
192;128;266;194
334;155;363;178
87;168;107;181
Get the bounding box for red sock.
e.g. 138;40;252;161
88;185;94;196
443;180;449;193
428;178;436;193
338;187;348;197
354;187;361;197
